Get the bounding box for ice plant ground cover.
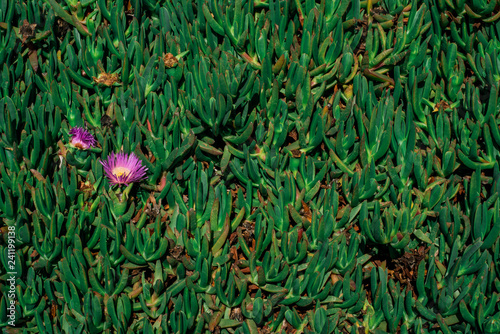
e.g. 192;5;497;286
1;0;500;332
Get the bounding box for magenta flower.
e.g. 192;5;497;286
69;127;97;150
100;152;148;186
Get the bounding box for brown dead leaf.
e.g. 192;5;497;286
20;19;37;43
29;50;39;72
57;140;68;158
51;301;57;318
433;100;450;113
291;149;302;158
301;200;312;222
92;72;120;86
161;53;179;68
157;175;167;191
230;307;244;322
78;181;93;191
30;169;46;183
131;208;143;223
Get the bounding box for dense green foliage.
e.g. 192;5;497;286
1;0;500;332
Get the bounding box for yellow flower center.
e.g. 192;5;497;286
113;167;131;177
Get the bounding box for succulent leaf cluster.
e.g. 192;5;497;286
1;0;500;333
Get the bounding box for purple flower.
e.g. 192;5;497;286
100;152;148;186
69;127;97;150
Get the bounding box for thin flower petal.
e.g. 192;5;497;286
101;152;148;186
69;127;97;150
